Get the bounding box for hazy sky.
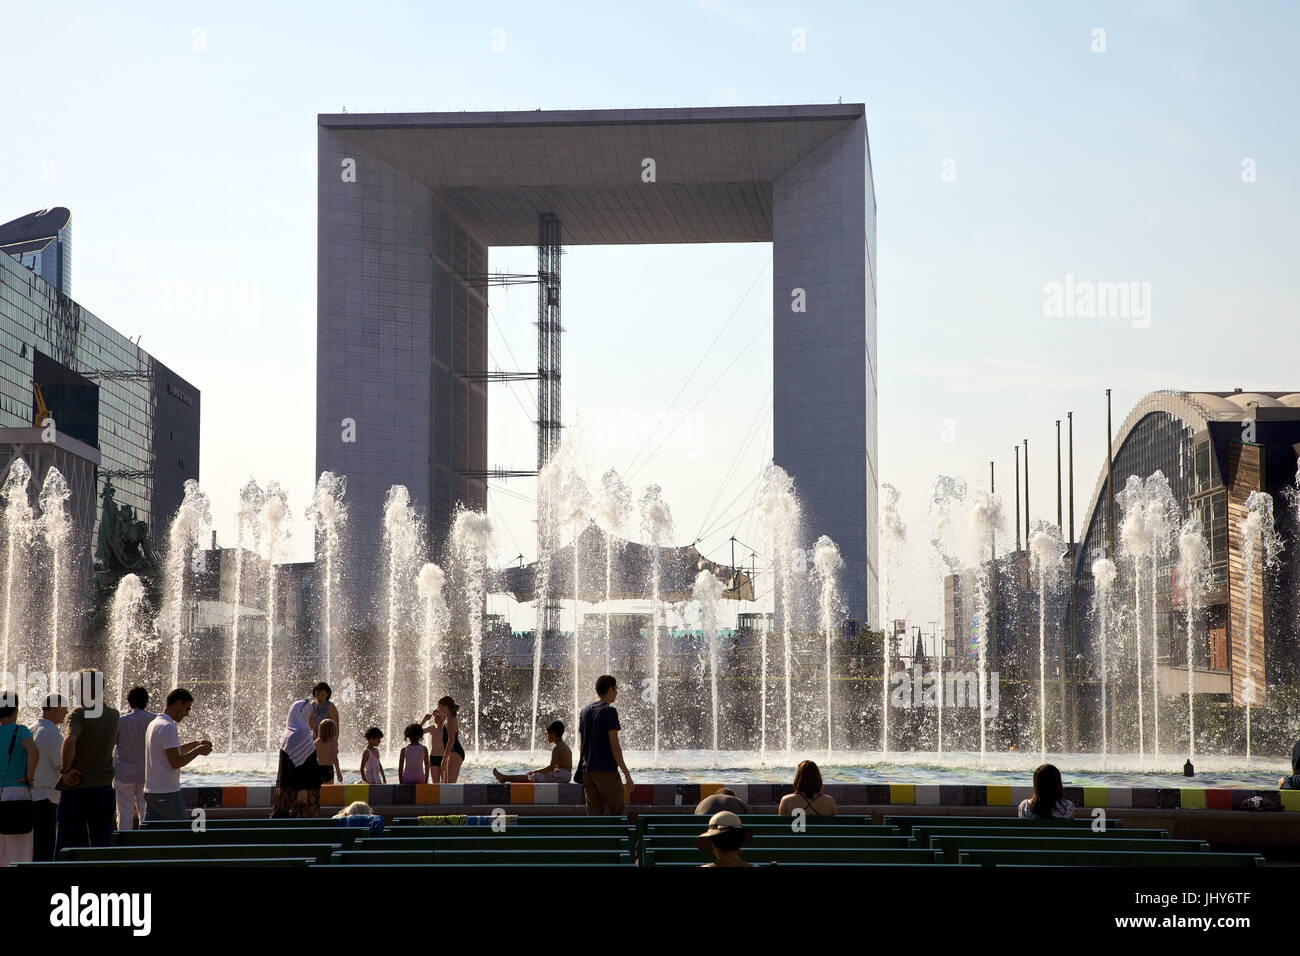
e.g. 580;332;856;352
3;0;1297;630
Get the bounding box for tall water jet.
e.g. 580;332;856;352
163;479;211;692
758;464;799;761
1176;517;1210;761
1029;521;1065;760
227;480;264;754
532;456;564;757
812;535;842;755
451;508;492;756
110;574;147;700
558;471;592;742
930;475;967;757
1240;490;1282;766
0;459;35;676
38;468;72;676
1117;475;1150;761
1142;472;1178;756
417;563;448;714
307;472;347;682
878;483;906;755
259;481;291;759
1091;557;1117;765
597;469;632;672
383;486;422;752
639;484;674;764
964;489;1004;764
692;568;725;766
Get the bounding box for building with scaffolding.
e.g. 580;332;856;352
0;231;200;554
316;104;878;625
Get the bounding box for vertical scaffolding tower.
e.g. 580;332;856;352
536;213;562;639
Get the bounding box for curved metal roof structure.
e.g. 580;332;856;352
0;207;71;257
1077;388;1300;572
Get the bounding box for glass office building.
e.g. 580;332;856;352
0;249;200;547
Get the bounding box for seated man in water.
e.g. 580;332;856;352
1279;741;1300;789
492;720;573;784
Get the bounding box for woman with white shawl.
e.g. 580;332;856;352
271;699;323;817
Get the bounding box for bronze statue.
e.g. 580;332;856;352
89;479;160;629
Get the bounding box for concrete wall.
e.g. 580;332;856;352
773;116;876;626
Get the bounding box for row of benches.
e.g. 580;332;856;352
13;814;1265;868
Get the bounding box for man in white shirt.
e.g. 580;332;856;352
143;688;211;822
31;693;68;861
112;686;154;830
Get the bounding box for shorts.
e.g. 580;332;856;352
319;766;335;785
582;771;625;816
430;755;442;767
143;791;187;822
528;769;572;784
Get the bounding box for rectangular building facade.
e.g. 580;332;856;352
317;105;878;625
0;252;200;547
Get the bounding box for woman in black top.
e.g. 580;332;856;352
437;696;464;782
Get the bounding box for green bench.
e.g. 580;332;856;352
140;818;352;828
638;833;912;865
643;847;941;867
314;863;630;869
331;849;634;865
373;826;634;840
885;815;1122;835
61;843;338;864
912;825;1167;846
392;816;627;827
928;836;1204;863
114;827;361;847
18;858;315;868
635;814;875;848
353;836;631;852
642;823;899;837
958;849;1262;868
654;862;969;869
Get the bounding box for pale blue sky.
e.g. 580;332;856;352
2;0;1297;627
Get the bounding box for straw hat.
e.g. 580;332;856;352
695;810;752;851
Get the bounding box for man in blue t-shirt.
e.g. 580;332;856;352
576;675;633;815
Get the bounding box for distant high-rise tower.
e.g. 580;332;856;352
0;207;72;295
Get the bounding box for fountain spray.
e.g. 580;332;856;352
1117;475;1149;762
0;459;35;677
1091;557;1117;765
259;481;291;760
693;568;726;767
598;469;632;672
452;507;492;756
759;465;799;760
1176;518;1210;762
964;489;1004;765
307;472;347;682
383;485;422;754
163;480;211;692
227;479;264;755
879;483;906;755
930;476;967;757
812;535;842;755
640;484;674;764
1029;521;1065;761
417;563;448;717
38;469;72;676
110;574;147;700
1240;490;1282;766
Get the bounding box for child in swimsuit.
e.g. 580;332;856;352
316;718;343;784
360;727;385;785
398;723;429;785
